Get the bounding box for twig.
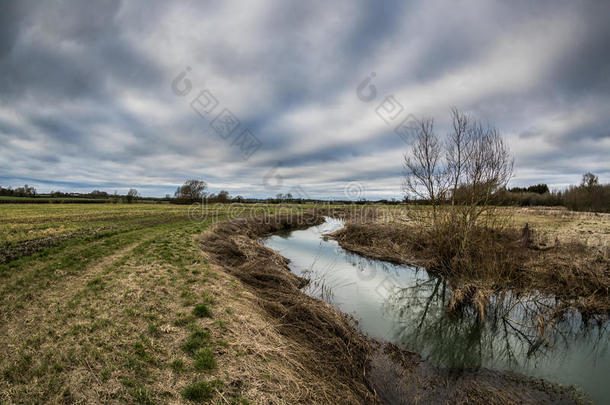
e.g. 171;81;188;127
215;388;231;404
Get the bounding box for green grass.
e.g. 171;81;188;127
182;330;211;354
170;359;185;373
182;380;215;402
193;303;213;318
194;348;217;371
0;202;316;403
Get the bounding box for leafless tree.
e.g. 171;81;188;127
462;122;513;227
581;172;599;190
403;108;513;232
403;118;448;221
446;107;473;206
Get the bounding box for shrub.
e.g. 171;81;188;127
563;183;610;213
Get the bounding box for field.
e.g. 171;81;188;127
0;203;607;403
371;205;610;249
0;196;111;203
0;203;316;403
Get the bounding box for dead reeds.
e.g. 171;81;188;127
200;212;378;404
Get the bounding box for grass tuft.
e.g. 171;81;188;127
193;348;217;371
182;330;211;353
182;380;214;403
192;303;212;318
170;358;185;373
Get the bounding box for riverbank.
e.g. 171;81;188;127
0;204;597;403
330;207;610;319
200;212;588;404
199;212;377;404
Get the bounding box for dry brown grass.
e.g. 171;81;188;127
331;206;610;319
200;213;378;404
3;209;368;404
0;204;597;404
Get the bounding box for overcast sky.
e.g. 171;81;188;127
1;0;609;198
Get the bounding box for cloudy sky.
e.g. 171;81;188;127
1;0;609;199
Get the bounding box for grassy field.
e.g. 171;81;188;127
0;203;319;403
0;196;111;203
1;203;607;403
373;205;610;249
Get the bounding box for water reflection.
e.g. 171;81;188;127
385;278;609;372
263;217;610;403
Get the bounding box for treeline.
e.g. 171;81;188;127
0;185;165;204
495;172;609;212
401;172;609;213
0;184;37;197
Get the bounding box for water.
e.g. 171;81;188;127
263;217;610;404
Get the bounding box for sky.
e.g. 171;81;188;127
1;0;609;199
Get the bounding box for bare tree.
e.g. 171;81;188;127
402;108;514;283
459;122;513;229
446;107;473;206
403;109;513;231
403;118;448;221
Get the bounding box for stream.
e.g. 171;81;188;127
263;217;610;404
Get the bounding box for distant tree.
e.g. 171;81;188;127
216;190;230;203
581;172;599;190
562;172;609;213
165;194;171;200
90;190;109;198
126;189;139;203
527;184;549;194
174;180;207;203
14;184;36;197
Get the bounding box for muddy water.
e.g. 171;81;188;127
263;217;610;403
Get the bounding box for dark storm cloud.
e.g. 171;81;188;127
0;0;22;58
0;0;609;198
548;4;610;97
0;0;164;101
